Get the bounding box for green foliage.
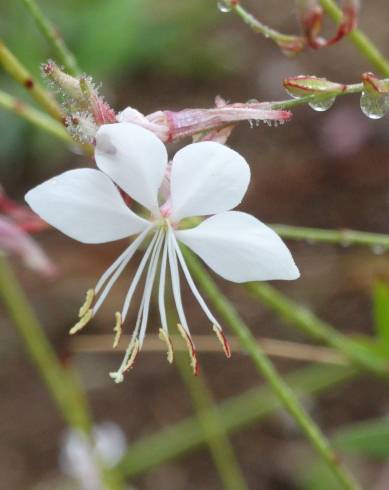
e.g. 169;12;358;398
373;281;389;354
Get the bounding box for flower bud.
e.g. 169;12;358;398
284;75;346;98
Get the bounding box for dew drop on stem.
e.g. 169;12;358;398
308;96;336;112
217;1;231;13
360;91;389;120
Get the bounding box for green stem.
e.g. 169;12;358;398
0;89;72;142
0;256;91;431
319;0;389;77
231;2;304;50
175;349;248;490
246;283;389;377
182;249;362;490
119;363;356;478
271;224;389;249
0;257;122;490
0;40;63;121
21;0;80;76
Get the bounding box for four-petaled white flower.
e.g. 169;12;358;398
25;123;299;382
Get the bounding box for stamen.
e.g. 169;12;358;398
123;338;140;372
109;338;139;383
69;309;93;335
78;289;95;318
177;323;199;375
159;328;174;364
213;325;232;358
121;230;160;322
93;226;152;314
158;235;169;335
171;230;232;359
113;312;122;348
138;231;164;346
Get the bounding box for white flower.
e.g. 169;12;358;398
25;123;299;381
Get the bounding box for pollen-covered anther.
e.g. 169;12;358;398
213;325;231;358
123;338;140;372
69;308;93;335
78;289;95;318
113;312;122;349
177;323;199;375
158;328;174;364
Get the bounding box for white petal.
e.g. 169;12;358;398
176;211;300;282
25;168;148;244
170;141;250;222
95;123;168;213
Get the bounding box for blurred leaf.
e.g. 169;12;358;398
299;459;343;490
373;281;389;353
333;417;389;459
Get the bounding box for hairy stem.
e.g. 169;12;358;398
182;249;362;490
21;0;80;76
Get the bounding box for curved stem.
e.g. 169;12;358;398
319;0;389;77
182;248;362;490
21;0;80;76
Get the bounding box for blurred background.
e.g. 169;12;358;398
2;1;389;489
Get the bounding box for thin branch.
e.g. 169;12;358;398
183;248;362;490
70;334;348;365
21;0;80;76
0;89;71;142
246;282;389;377
0;40;63;121
272;224;389;249
319;0;389;77
118;363;357;478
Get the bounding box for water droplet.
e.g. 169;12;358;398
372;244;386;255
248;120;254;128
217;0;231;12
309;96;336;112
360;91;389;120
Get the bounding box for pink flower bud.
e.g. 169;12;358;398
119;98;292;144
41;60;116;143
362;72;389;95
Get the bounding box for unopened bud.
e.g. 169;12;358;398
284;75;346;98
362;72;389;95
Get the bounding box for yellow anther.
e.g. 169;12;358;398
158;328;174;364
123;339;140;372
113;312;122;349
78;289;95;318
213;325;231;358
177;323;198;375
69;309;93;335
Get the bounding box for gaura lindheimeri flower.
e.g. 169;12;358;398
25;123;299;382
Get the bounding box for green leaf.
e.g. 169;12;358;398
373;281;389;353
333;417;389;459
